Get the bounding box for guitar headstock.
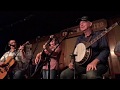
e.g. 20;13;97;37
104;22;118;33
109;22;118;30
23;41;30;46
25;41;30;44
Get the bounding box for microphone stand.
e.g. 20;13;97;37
47;32;70;79
70;54;77;79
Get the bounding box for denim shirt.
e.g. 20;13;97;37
74;30;110;65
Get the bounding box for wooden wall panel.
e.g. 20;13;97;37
107;26;120;78
57;39;66;70
63;37;78;66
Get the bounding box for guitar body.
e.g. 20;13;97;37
31;51;47;78
0;56;15;79
74;43;92;65
0;67;7;79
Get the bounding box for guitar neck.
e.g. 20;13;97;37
86;22;118;48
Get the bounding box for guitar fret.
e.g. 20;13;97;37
88;32;106;47
87;22;118;48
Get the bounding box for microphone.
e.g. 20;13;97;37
49;35;54;39
45;35;54;45
48;35;54;42
9;44;16;47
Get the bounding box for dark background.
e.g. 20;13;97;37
0;2;120;57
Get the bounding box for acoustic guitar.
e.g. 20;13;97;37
0;56;15;79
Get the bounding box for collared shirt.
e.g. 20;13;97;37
74;30;110;65
0;50;20;62
0;50;28;71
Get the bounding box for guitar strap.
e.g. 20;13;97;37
84;34;93;48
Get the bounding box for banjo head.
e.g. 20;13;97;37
74;43;86;63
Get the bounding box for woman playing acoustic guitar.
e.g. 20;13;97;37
34;35;62;79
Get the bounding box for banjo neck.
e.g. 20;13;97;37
86;22;118;48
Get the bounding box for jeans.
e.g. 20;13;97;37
60;63;108;79
10;70;26;79
42;69;57;79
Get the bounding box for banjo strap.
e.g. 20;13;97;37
86;35;92;43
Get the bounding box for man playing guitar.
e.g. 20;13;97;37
0;39;28;79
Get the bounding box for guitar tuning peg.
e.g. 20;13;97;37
105;28;107;30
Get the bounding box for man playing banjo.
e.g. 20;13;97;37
60;16;110;79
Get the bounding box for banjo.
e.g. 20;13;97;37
73;22;118;65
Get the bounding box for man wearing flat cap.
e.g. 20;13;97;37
60;16;110;79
